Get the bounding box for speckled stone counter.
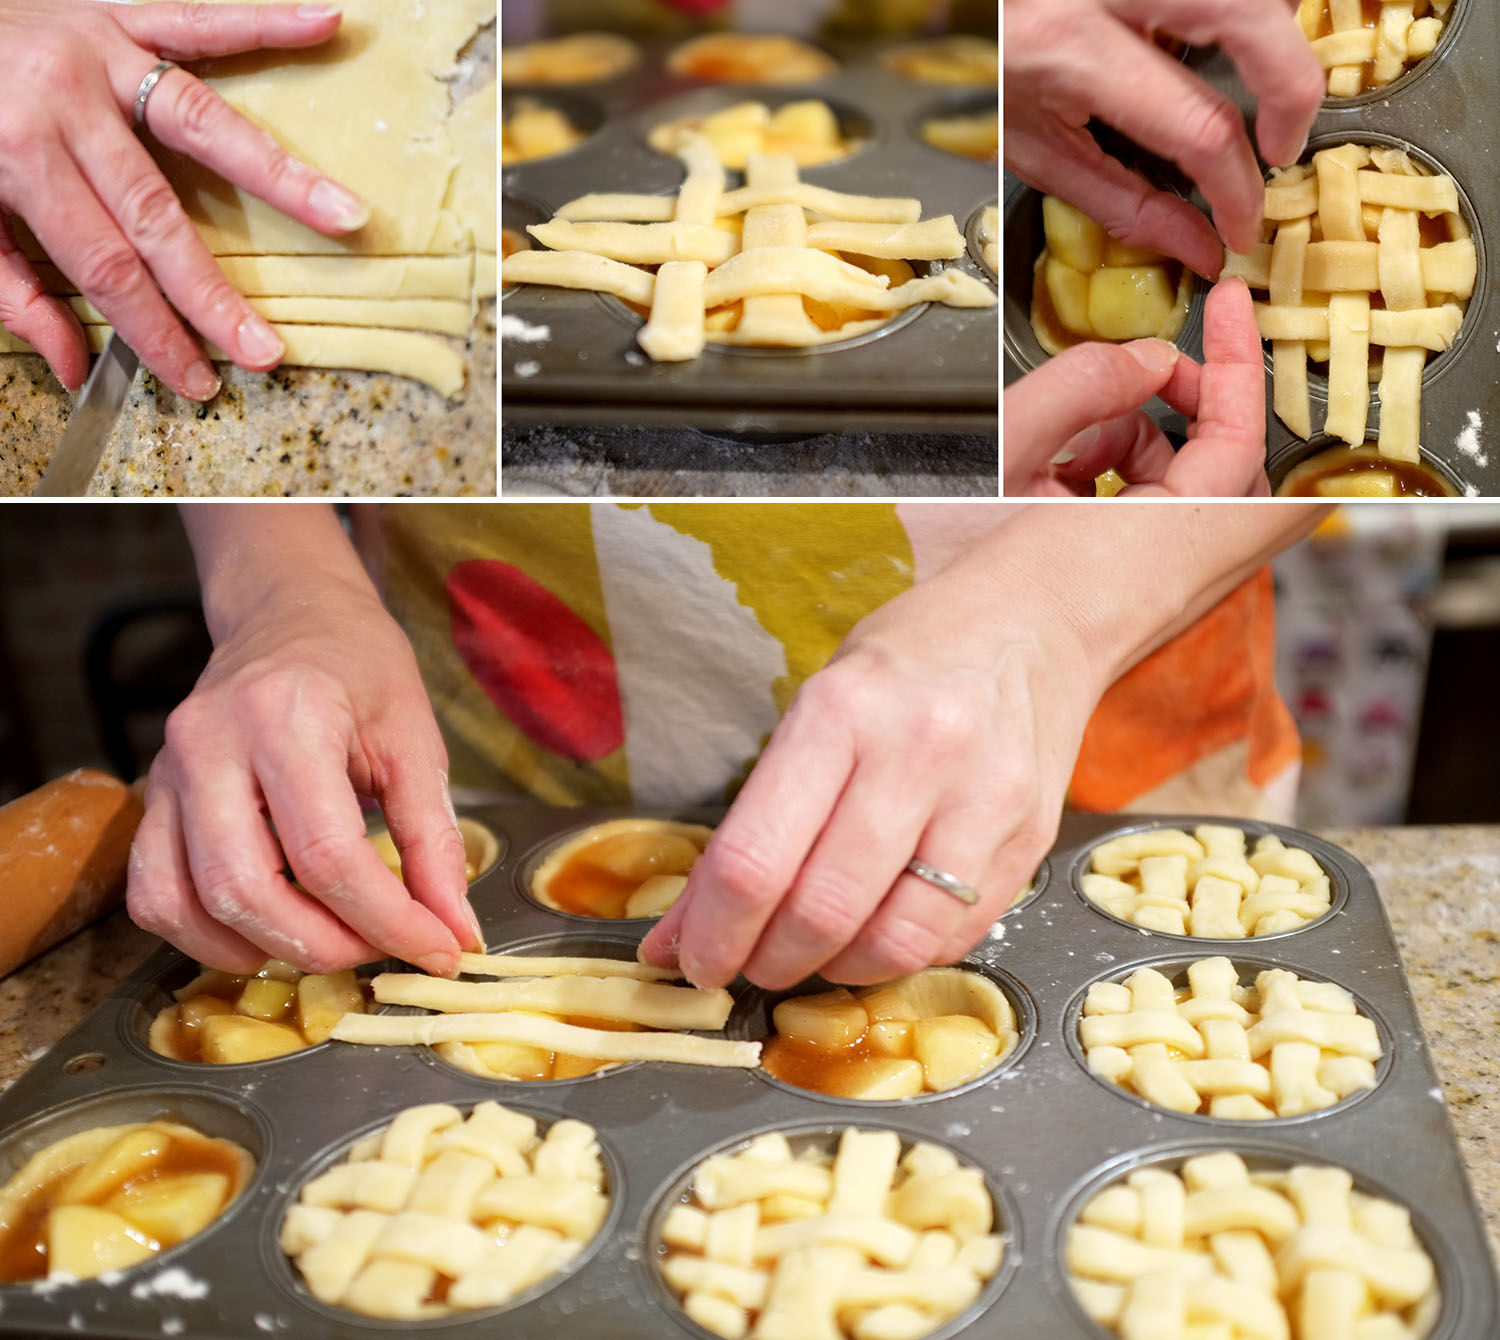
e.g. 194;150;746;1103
1;824;1496;1272
0;306;496;498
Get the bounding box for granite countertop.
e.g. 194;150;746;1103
502;423;999;497
1;824;1495;1270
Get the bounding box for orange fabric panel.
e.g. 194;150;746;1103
1070;567;1299;811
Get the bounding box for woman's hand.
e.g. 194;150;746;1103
1005;277;1271;497
1005;0;1324;276
0;1;369;399
127;509;480;977
640;554;1102;991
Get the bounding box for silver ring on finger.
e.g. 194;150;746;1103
904;858;979;906
134;60;179;129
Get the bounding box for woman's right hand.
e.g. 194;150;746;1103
0;1;370;400
127;566;481;978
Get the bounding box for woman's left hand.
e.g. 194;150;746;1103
639;558;1101;990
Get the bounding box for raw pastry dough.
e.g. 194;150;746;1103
500;32;640;85
648;100;861;170
1067;1153;1440;1340
529;818;715;919
1080;957;1381;1119
280;1102;609;1319
880;37;999;85
667;34;839;84
68;296;473;338
659;1128;1003;1340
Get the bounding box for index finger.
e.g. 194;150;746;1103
254;738;462;976
640;691;855;989
1106;0;1325;167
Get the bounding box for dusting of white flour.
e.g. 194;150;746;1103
514;360;541;378
1455;409;1488;468
499;314;551;345
130;1268;209;1302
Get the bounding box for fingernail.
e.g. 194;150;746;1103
1053;424;1100;465
297;5;342;18
184;361;220;401
237;312;284;366
417;949;459;979
463;901;486;954
309;179;371;231
1123;338;1179;376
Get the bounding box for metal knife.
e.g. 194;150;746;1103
32;334;139;497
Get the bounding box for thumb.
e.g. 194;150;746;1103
1004;338;1180;491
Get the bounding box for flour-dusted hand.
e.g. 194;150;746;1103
127;506;481;978
1005;0;1324;275
640;549;1098;991
0;1;369;398
1006;277;1271;497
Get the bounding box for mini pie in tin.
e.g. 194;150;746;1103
1082;825;1333;937
280;1102;609;1319
1067;1152;1440;1339
1299;0;1453;96
1223;143;1475;461
1080;957;1380;1119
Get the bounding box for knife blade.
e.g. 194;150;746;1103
32;334;140;497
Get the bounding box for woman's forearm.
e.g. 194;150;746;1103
181;503;380;643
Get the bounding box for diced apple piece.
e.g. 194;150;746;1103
1043;257;1092;335
772;989;869;1049
586;833;701;882
106;1172;230;1247
820;1058;926;1101
177;995;237;1053
56;1128;171;1205
47;1206;156;1278
255;959;302;983
912;1015;1001;1091
468;1040;555;1082
199;1014;306;1064
148;1006;188;1061
759;1193;826;1223
768;99;839;146
551;1052;615;1080
624;874;688;918
1087;266;1176;340
296;970;364;1044
1316;471;1397;497
1104;237;1162;266
1042;195;1106;271
236;977;297;1023
857;986;920;1022
866;1020;915;1058
171;968;242;1003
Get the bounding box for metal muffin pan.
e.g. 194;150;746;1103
1003;0;1500;493
0;808;1493;1338
501;37;1000;434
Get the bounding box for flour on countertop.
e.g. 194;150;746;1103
499;314;551;345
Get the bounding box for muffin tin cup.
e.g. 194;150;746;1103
0;808;1492;1338
1004;0;1500;493
502;37;999;435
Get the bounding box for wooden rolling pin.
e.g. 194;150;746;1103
0;770;145;979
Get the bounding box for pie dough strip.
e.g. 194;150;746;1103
37;255;477;301
0;327;110;356
527;220;738;266
1377;208;1424;311
716;182;922;225
456;953;683;982
736;169;823;348
66;296;472;338
1224;239;1475;298
371;972;735;1030
499;250;656;304
803;218;966;260
674;133;728;227
332;1010;763;1067
1323;292;1370;446
639;260;708;362
1316;144;1368;242
1270;218;1311;441
703;253;994;310
1378;346;1426;462
1357;170;1459;215
1254;302;1462;350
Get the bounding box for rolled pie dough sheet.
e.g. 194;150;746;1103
37;255;477;302
66;296;474;339
139;0;496;258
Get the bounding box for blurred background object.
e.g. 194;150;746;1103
502;0;996;41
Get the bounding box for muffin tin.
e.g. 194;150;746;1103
501;37;999;435
1003;0;1500;494
0;808;1494;1338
